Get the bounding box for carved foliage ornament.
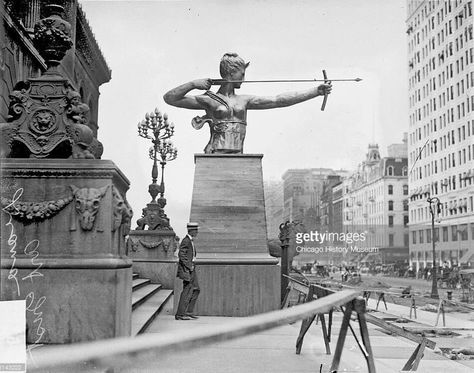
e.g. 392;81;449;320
139;238;171;252
127;238;171;253
33;3;73;66
1;195;73;223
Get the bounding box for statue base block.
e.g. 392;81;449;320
174;154;280;316
128;230;177;289
0;159;132;343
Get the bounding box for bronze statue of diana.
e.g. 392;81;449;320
163;53;332;154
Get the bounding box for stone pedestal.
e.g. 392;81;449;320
0;159;132;343
174;154;280;316
128;230;177;289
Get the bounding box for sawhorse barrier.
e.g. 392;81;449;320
284;276;436;372
364;314;435;371
296;283;334;355
357;287;419;321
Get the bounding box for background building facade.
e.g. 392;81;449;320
407;0;474;270
282;168;349;228
343;139;410;265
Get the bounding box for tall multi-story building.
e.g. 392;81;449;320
318;176;344;264
282;168;349;229
281;168;348;266
407;0;474;271
343;139;410;265
332;182;344;241
320;175;344;233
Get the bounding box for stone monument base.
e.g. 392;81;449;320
128;230;177;289
173;154;280;316
174;257;280;316
1;258;131;343
0;159;132;343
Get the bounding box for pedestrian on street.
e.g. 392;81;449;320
175;222;200;320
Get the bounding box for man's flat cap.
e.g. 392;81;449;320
187;222;199;229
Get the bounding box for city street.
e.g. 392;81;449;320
361;274;462;298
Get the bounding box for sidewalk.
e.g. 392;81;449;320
125;296;474;373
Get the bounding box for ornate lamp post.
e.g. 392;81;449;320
427;196;441;299
136;108;177;230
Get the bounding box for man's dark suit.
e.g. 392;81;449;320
176;235;200;317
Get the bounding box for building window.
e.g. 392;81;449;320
402;166;408;176
403;185;408;195
404;233;409;247
388;215;394;227
452;225;458;241
388;200;394;211
419;230;424;244
426;229;432;243
404;215;409;227
412;231;417;244
387;166;394;176
460;224;468;240
389;234;394;247
403;200;408;211
443;226;449;242
388;185;393;194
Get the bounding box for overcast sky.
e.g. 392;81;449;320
80;0;408;238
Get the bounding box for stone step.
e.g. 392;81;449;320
133;273;139;280
132;284;162;310
131;289;173;336
132;278;151;291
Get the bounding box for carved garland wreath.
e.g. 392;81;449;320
139;239;170;252
1;196;73;223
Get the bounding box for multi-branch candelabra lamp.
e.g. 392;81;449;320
136;108;177;230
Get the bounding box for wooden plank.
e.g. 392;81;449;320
29;290;361;372
295;314;316;354
319;313;331;355
401;339;426;371
330;301;354;372
355;299;376;373
281;283;292;309
364;313;436;349
292;281;310;296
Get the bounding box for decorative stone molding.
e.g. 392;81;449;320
1;194;73;223
0;0;103;160
70;185;108;231
111;186;133;234
135;200;171;231
138;238;171;252
33;3;73;66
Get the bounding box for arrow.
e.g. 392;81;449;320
210;78;362;85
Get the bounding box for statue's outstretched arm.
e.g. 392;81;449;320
246;84;331;110
163;79;212;110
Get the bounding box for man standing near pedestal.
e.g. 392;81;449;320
175;223;200;320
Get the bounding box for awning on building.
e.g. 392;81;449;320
459;248;474;264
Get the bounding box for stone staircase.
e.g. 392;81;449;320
131;273;173;336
